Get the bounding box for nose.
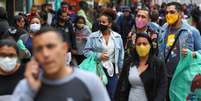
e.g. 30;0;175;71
42;47;50;60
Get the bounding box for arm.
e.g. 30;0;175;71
154;60;168;101
12;79;35;101
118;38;125;70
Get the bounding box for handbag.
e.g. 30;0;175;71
79;53;108;85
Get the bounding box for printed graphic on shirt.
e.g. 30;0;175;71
167;34;175;47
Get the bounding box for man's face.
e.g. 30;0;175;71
31;7;37;15
59;12;68;22
166;5;180;16
0;46;18;73
61;5;69;12
33;32;67;75
136;10;149;22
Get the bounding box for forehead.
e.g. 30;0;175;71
136;37;149;43
31;18;40;23
137;10;149;17
0;46;17;54
166;5;177;11
99;15;109;21
33;32;61;46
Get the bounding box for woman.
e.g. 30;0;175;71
18;16;41;59
84;13;124;100
73;16;91;64
115;33;167;101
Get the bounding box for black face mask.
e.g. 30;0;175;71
99;24;108;32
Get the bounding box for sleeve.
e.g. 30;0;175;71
12;79;36;101
154;60;168;101
83;36;101;59
78;71;111;101
118;38;125;70
69;22;77;50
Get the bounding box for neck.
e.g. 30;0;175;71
59;21;65;26
44;65;72;80
137;27;146;33
102;30;110;36
139;56;148;65
169;19;182;29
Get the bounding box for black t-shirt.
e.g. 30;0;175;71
0;64;25;95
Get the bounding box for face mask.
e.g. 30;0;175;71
136;44;150;57
0;57;17;72
99;24;108;32
135;18;148;29
77;24;85;29
30;23;41;33
166;14;179;25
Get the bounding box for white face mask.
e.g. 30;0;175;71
30;23;41;33
0;57;18;72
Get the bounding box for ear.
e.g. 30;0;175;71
62;42;69;53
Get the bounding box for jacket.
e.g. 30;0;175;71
83;30;124;74
115;53;167;101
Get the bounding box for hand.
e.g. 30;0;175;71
24;58;41;92
100;52;109;61
181;48;188;57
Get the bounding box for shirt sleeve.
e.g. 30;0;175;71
12;79;35;101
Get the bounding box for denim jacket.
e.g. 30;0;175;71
158;21;201;59
83;30;124;74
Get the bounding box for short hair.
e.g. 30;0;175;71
33;26;64;42
57;10;67;16
79;1;88;10
0;38;19;54
137;7;151;18
61;1;69;7
167;2;182;12
150;10;159;22
100;8;116;23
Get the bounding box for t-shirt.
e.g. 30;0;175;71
165;28;180;78
13;68;110;101
0;64;25;95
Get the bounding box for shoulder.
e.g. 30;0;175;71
88;31;100;38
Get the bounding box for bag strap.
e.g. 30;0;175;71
165;29;185;63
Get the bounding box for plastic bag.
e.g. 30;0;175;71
79;53;108;85
169;50;201;101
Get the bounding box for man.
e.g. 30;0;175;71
116;6;134;46
13;27;110;101
158;2;201;100
0;38;24;95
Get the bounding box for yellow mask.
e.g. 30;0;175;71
166;14;179;25
136;44;151;57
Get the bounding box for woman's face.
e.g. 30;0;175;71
135;37;151;57
17;18;25;29
76;18;85;29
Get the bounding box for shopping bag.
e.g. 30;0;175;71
169;50;201;101
79;53;108;85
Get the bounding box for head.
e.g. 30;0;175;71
58;10;69;22
79;1;89;11
0;7;7;20
75;16;86;29
32;27;68;76
39;12;48;25
15;15;26;29
98;14;113;32
0;38;20;74
165;2;182;26
122;7;131;17
30;5;38;15
61;2;69;12
191;6;201;33
135;7;150;30
29;16;41;33
150;10;159;23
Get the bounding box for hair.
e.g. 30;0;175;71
79;1;88;10
0;7;8;20
137;7;151;18
61;1;68;7
75;16;86;24
30;16;41;23
191;6;201;33
101;8;117;21
14;15;25;27
150;10;159;22
33;26;64;42
166;2;182;12
0;38;19;54
57;10;67;16
131;33;154;66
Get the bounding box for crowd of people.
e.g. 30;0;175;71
0;1;201;101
